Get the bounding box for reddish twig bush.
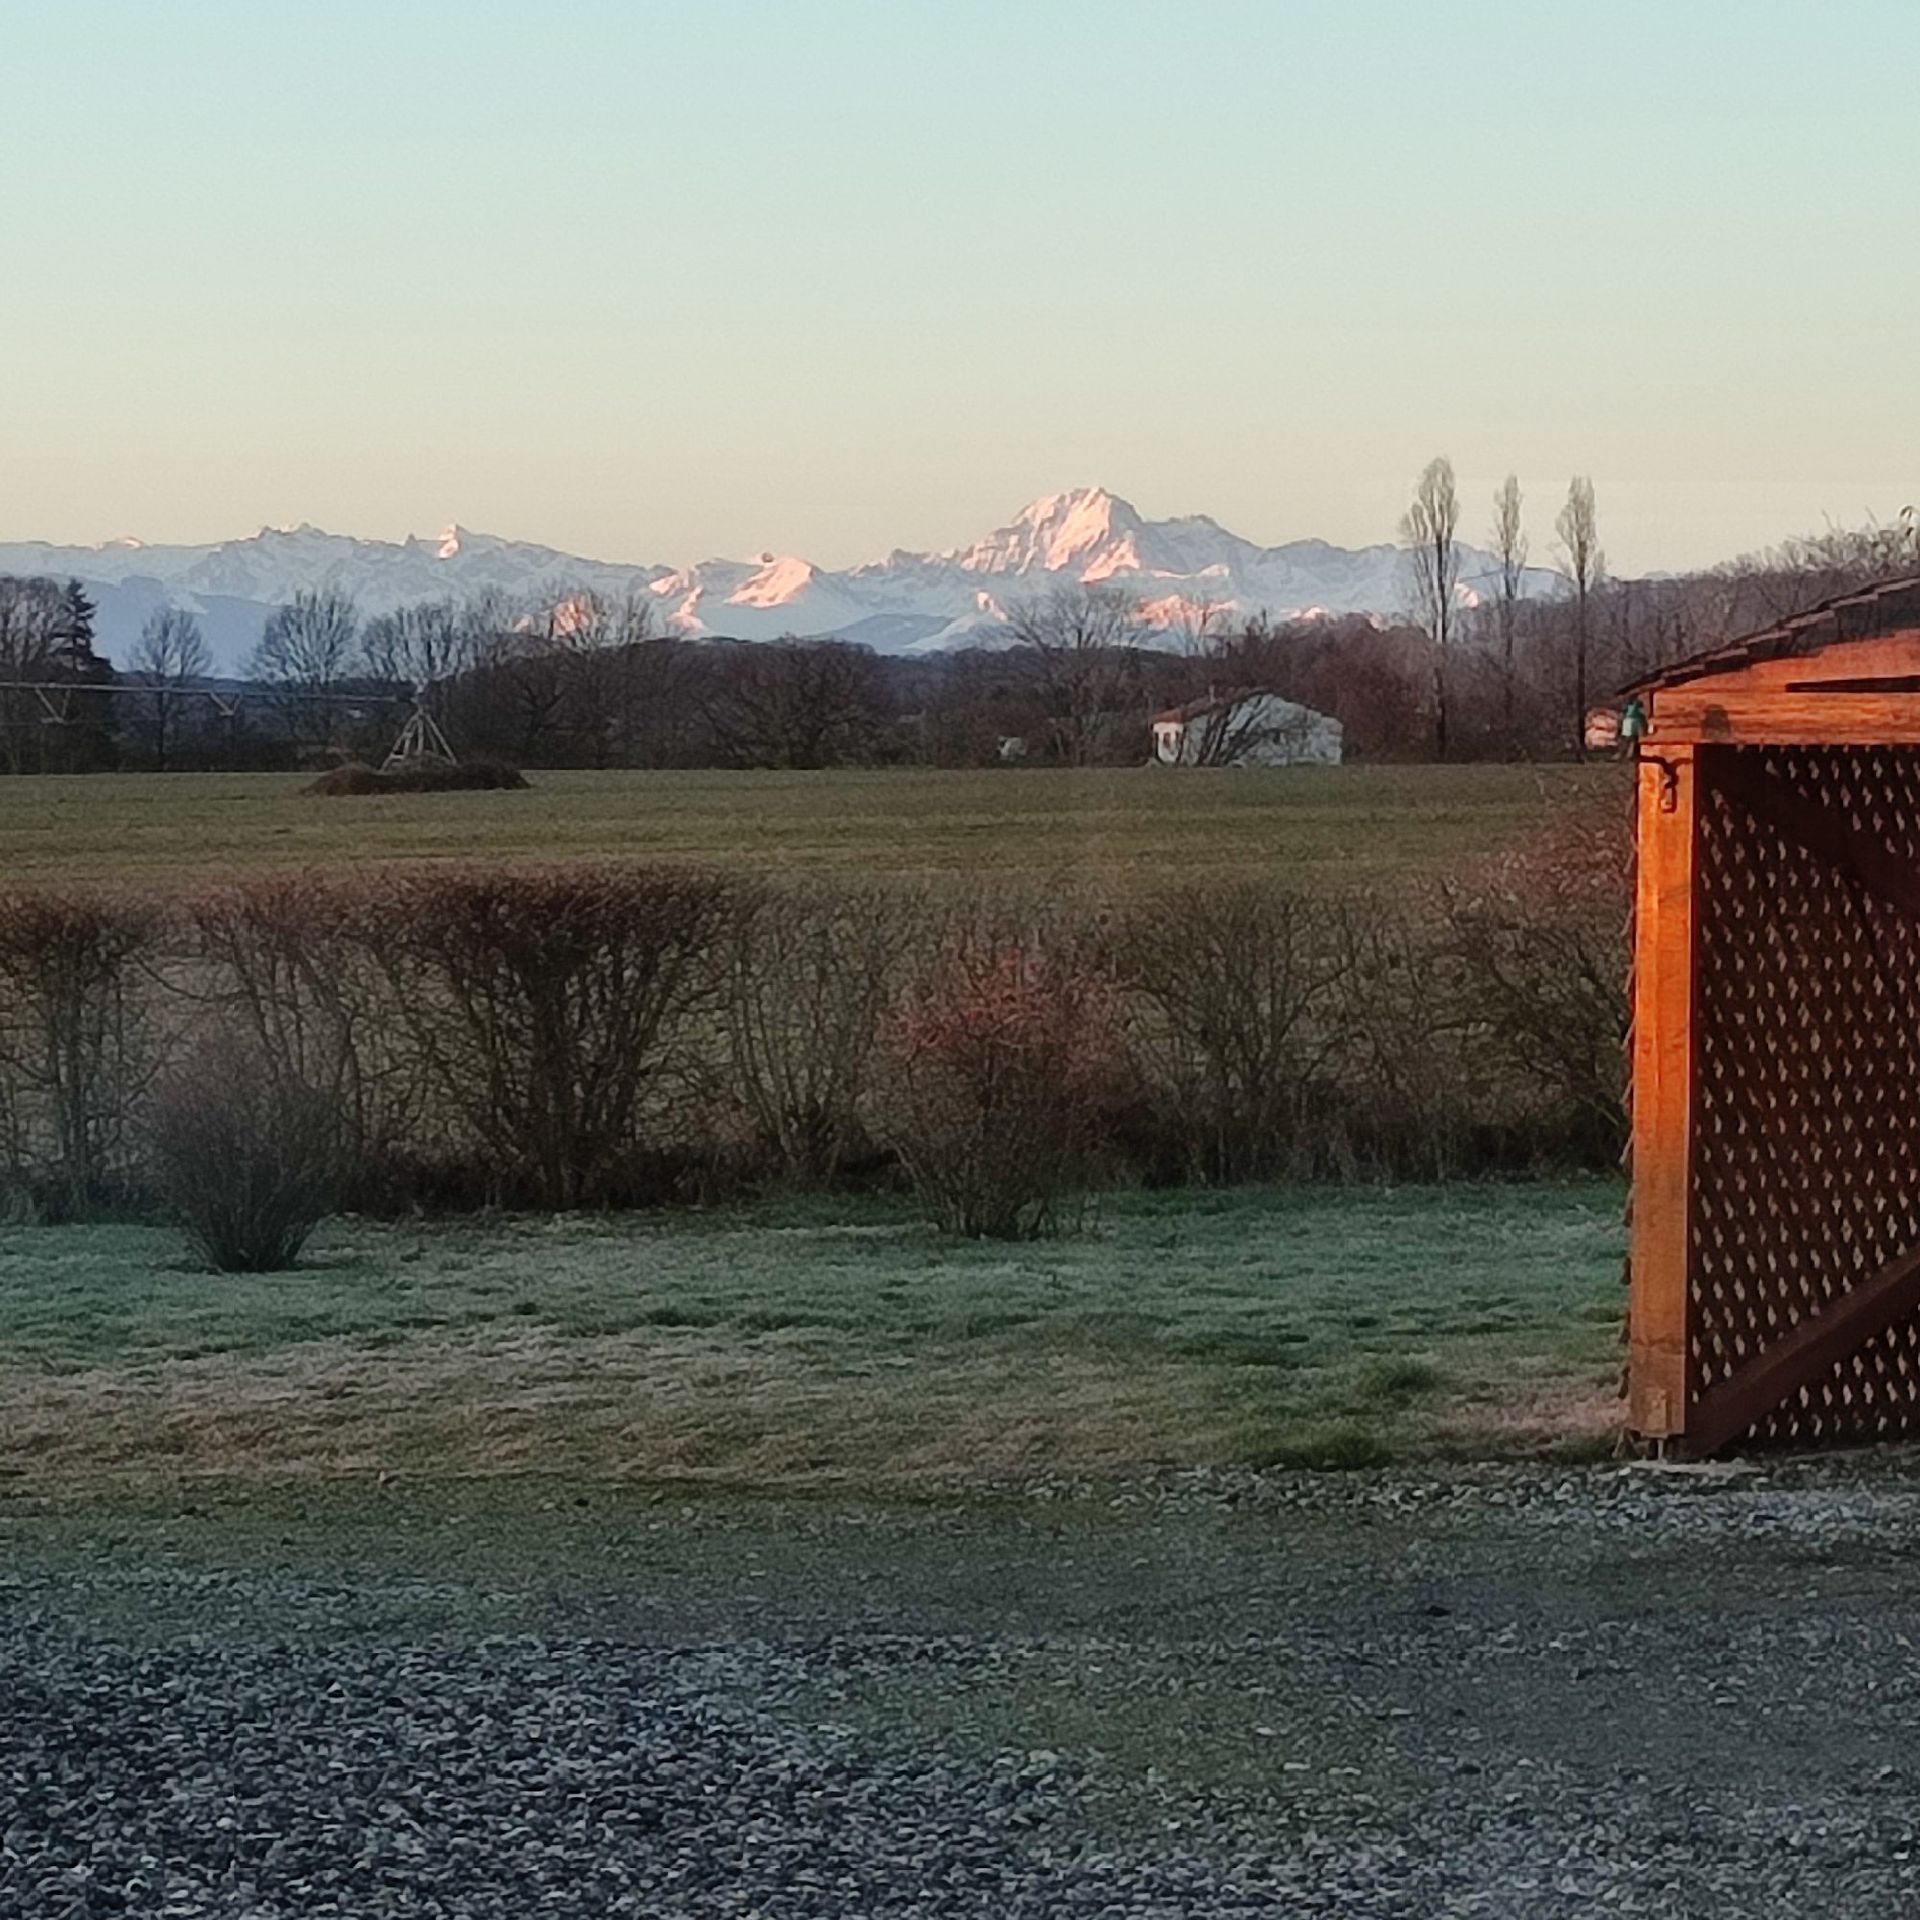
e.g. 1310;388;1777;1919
875;930;1130;1238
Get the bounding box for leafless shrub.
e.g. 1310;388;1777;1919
1324;901;1480;1179
371;867;735;1209
722;881;925;1183
0;891;158;1216
182;876;419;1197
1116;882;1349;1183
874;928;1131;1238
1443;799;1632;1163
0;850;1635;1230
1325;818;1630;1178
146;1035;348;1271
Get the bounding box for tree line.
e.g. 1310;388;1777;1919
1;499;1916;773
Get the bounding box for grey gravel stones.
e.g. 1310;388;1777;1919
5;1458;1920;1917
0;1613;1280;1919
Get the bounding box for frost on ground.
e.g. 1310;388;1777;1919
2;1460;1919;1919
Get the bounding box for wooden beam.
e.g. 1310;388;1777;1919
1686;1242;1920;1456
1641;631;1920;703
1783;676;1920;694
1627;744;1698;1441
1714;751;1920;928
1648;688;1920;746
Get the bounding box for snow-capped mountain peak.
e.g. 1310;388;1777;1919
1;488;1565;669
946;486;1148;577
729;555;818;608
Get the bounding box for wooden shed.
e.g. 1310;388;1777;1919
1626;577;1920;1454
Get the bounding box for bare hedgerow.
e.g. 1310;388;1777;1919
368;867;735;1210
1443;799;1632;1165
146;1034;349;1271
721;881;930;1184
0;890;158;1218
182;875;424;1198
1324;900;1478;1179
874;928;1131;1239
1116;881;1349;1184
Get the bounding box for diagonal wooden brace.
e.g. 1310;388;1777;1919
1716;752;1920;927
1686;1242;1920;1456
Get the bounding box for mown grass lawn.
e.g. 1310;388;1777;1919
0;762;1624;892
0;1183;1625;1488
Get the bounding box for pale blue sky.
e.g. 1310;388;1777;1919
4;0;1917;572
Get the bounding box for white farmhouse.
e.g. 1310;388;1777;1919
1150;691;1343;767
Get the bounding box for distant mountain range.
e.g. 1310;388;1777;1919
0;488;1565;670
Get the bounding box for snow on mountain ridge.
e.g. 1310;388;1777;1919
0;488;1563;669
945;486;1149;576
729;555;819;608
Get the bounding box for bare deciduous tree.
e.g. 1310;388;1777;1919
1171;593;1229;659
359;598;475;695
618;636;711;767
1004;583;1143;767
1555;477;1602;759
442;589;569;763
1491;475;1527;748
469;633;570;764
131;606;210;772
0;577;66;774
1722;510;1920;628
1177;696;1269;767
444;586;672;767
706;637;891;769
1169;694;1325;768
251;587;360;756
1402;457;1461;760
542;588;656;768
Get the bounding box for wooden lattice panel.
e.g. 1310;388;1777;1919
1691;745;1920;1447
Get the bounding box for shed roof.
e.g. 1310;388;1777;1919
1628;575;1920;747
1150;687;1325;726
1628;575;1920;694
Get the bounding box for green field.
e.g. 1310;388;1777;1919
0;762;1625;889
0;1183;1624;1491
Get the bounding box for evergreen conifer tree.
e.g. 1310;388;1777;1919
52;577;118;769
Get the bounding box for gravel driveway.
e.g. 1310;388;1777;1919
3;1461;1918;1917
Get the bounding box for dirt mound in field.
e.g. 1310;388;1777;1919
304;759;530;796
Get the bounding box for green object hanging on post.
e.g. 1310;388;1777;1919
1620;697;1649;743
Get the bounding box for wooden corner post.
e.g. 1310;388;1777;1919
1628;742;1699;1445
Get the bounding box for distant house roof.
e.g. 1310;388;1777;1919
1152;687;1293;726
1625;576;1920;695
